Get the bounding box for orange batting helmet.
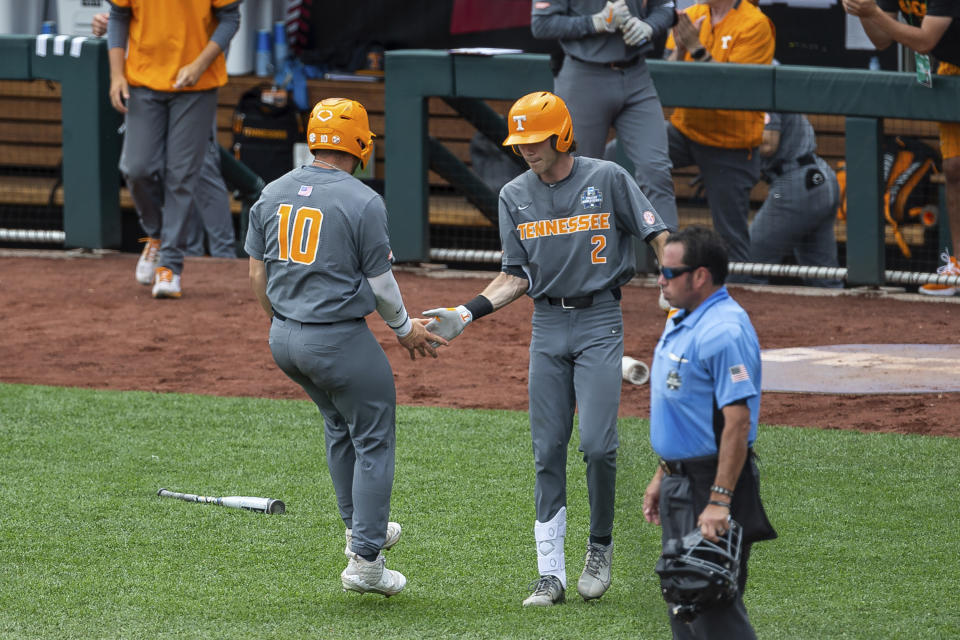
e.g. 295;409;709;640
502;91;574;153
307;98;374;169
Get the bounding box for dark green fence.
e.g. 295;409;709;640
384;50;960;287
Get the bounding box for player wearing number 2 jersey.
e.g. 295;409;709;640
423;92;668;606
246;98;445;597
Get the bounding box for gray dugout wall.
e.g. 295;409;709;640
384;50;960;287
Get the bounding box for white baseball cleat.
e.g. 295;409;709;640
577;541;613;601
135;237;160;285
152;267;182;299
522;575;565;607
344;521;402;556
341;553;406;596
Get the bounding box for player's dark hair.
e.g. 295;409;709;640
667;226;729;285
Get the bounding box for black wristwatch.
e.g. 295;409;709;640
691;47;707;60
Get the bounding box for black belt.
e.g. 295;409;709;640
659;449;754;476
567;54;641;70
765;152;817;180
546;287;621;309
273;311;359;326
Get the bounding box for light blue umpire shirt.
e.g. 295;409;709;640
650;286;762;461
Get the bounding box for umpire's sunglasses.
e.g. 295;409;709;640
659;265;699;280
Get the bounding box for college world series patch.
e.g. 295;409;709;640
580;186;603;209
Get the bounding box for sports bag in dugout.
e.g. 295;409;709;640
835;135;941;258
232;87;304;184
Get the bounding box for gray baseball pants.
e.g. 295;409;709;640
120;87;218;275
528;294;623;538
748;156;841;287
556;57;678;231
183;126;237;258
667;123;761;271
269;316;396;557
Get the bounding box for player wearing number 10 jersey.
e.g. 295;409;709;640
246;98;445;597
422;92;669;606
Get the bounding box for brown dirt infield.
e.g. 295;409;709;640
1;251;957;437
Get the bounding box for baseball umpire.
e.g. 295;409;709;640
531;0;680;231
246;98;446;597
424;91;668;606
644;226;776;638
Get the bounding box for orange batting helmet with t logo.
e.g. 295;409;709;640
502;91;574;153
307;98;374;169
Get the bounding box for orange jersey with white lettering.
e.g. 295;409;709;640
667;0;775;149
110;0;235;91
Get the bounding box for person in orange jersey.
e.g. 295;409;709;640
664;0;775;275
106;0;241;298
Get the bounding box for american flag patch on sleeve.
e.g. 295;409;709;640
298;185;313;196
729;364;750;383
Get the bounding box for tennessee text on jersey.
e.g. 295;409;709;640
516;213;610;240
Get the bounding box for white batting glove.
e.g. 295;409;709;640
622;16;653;46
611;0;632;23
423;306;473;344
591;1;622;33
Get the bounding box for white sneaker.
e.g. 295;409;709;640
152;267;182;299
577;541;613;601
919;250;960;296
522;575;565;607
135;237;160;285
344;521;402;556
340;553;406;596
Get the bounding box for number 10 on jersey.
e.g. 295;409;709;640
276;204;324;264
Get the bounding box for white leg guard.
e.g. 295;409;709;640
534;506;567;589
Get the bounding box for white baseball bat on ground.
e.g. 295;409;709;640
622;356;650;386
157;488;285;514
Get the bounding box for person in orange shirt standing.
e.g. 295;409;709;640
106;0;241;298
664;0;774;275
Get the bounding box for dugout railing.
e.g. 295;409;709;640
384;50;960;288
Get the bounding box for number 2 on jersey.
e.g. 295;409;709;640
591;235;607;264
276;204;324;264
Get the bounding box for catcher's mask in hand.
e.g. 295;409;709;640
655;519;743;622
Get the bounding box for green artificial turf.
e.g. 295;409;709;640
1;383;957;639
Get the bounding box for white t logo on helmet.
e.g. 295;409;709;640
513;114;527;131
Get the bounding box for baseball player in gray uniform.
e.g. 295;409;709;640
747;111;841;288
531;0;679;231
246;98;446;597
424;92;668;607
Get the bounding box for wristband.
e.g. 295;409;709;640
690;47;707;60
463;294;494;321
710;484;734;498
708;500;731;509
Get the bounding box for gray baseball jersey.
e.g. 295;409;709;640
246;164;400;558
499;155;667;298
531;0;675;63
244;166;392;323
760;112;816;175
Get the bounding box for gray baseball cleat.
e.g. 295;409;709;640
341;553;406;596
522;575;565;607
344;521;402;556
577;541;613;600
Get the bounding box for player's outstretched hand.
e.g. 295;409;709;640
398;318;447;360
422;306;473;345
